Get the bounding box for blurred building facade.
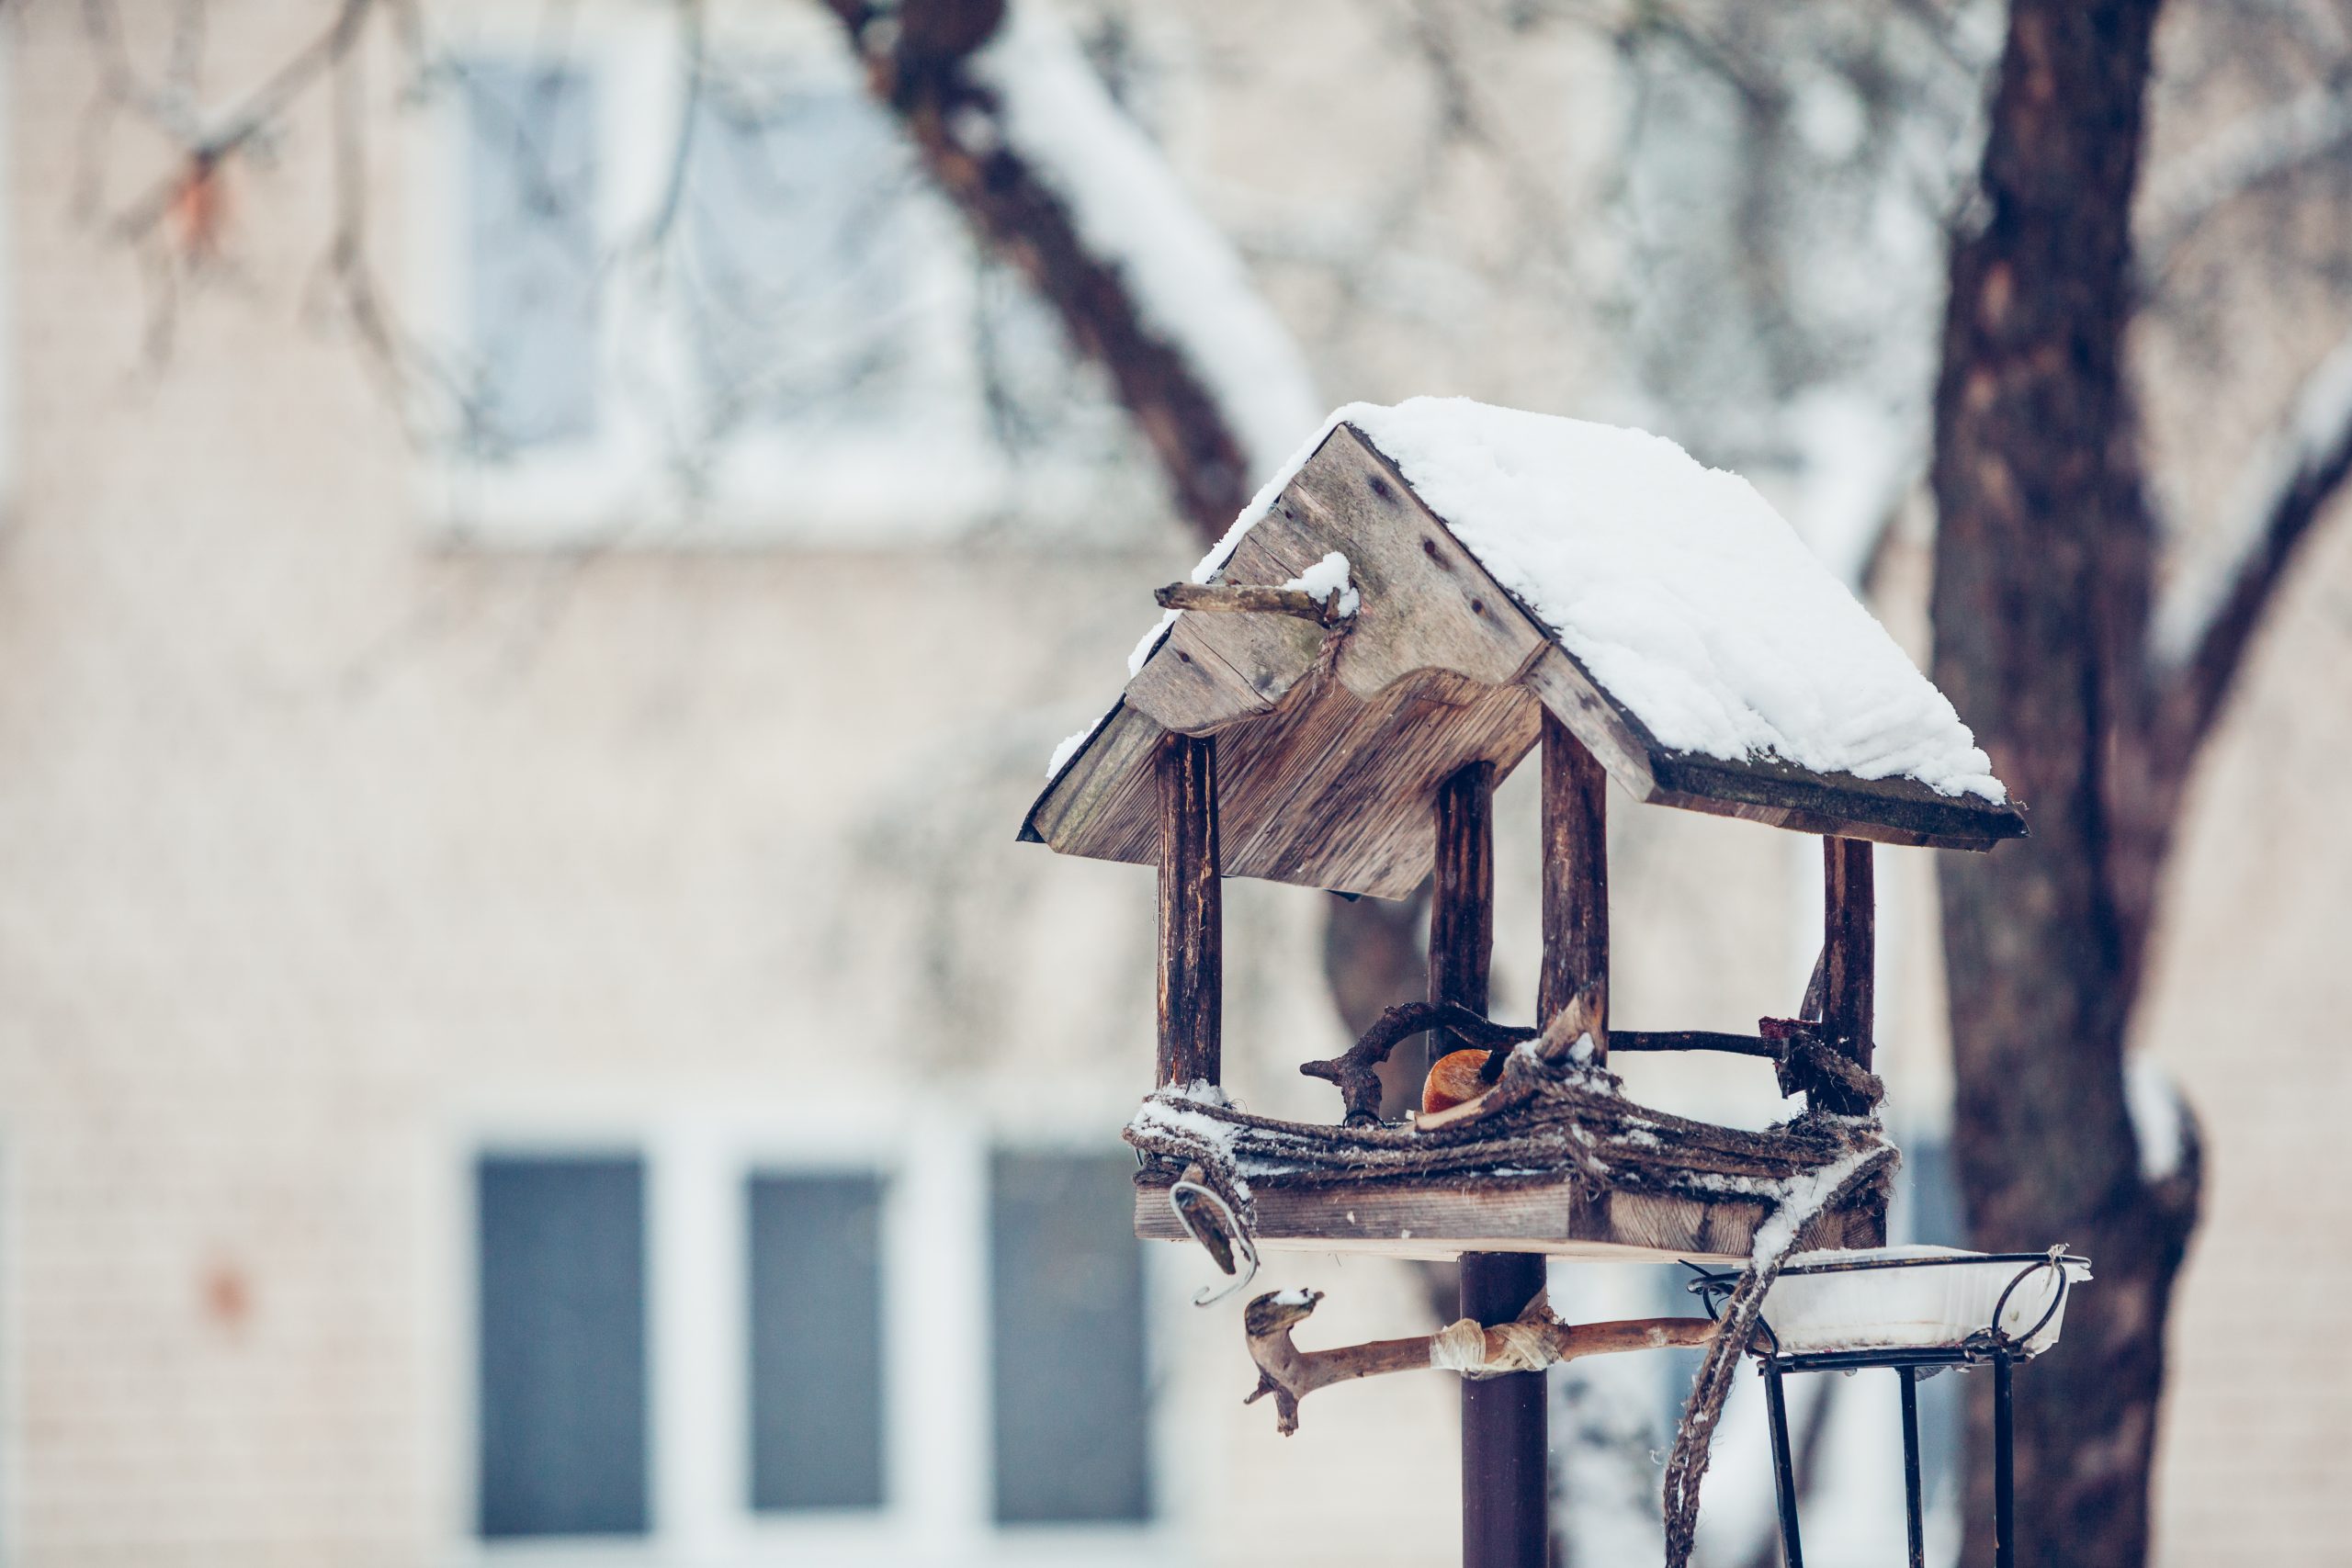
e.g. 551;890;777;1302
0;4;2346;1568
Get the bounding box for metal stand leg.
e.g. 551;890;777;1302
1761;1360;1805;1568
1461;1251;1547;1568
1898;1367;1925;1568
1993;1352;2016;1568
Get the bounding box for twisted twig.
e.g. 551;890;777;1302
1299;1001;1537;1123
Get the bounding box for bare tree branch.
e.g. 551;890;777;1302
2139;77;2352;270
1242;1286;1715;1436
2155;325;2352;749
107;0;378;242
814;0;1310;541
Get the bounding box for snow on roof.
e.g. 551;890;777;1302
1178;397;2005;803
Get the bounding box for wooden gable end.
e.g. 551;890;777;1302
1023;424;1550;899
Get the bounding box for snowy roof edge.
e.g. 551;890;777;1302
1343;420;2031;852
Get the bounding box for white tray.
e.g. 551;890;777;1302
1754;1245;2092;1358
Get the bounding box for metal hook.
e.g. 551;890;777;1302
1988;1243;2075;1351
1170;1178;1261;1306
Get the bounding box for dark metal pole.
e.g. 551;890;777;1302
1433;762;1544;1568
1994;1352;2016;1568
1898;1366;1926;1568
1761;1360;1805;1568
1460;1252;1549;1568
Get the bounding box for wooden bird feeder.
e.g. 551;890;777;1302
1016;399;2025;1566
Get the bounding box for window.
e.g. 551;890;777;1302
989;1151;1152;1525
461;63;600;452
679;81;931;445
464;1122;1165;1561
422;19;1146;544
474;1155;650;1539
746;1171;887;1512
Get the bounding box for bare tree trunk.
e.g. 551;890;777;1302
1928;5;2203;1564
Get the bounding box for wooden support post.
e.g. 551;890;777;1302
1429;761;1496;1070
1156;733;1221;1088
1433;760;1544;1568
1538;712;1609;1058
1818;836;1875;1115
1449;737;1606;1554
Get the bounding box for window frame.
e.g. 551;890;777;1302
446;1095;1184;1568
406;9;1052;547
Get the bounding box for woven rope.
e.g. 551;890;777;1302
1658;1145;1898;1568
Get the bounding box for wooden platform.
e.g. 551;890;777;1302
1135;1173;1886;1265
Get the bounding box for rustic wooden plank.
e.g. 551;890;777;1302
1520;644;1662;799
1021;701;1165;862
1539;714;1610;1065
1027;669;1542;899
1257;425;1548;698
1220;513;1320;584
1129;423;1544;745
1608;1190;1712;1253
1124;495;1343;736
1132;1175;1886;1264
1645;750;2027;852
1156;733;1221;1088
1429;761;1496;1069
1250;671;1543;902
1211;668;1387;875
1816;836;1875;1115
1124;608;1286;735
1521;643;2026;852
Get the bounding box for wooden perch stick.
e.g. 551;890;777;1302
1242;1287;1717;1435
1301;1001;1537;1124
1155;581;1351;626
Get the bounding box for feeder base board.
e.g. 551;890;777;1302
1136;1174;1885;1264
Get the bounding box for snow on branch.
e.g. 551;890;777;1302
2140;81;2352;266
2124;1053;2190;1187
967;4;1318;475
2153;324;2352;743
824;0;1317;539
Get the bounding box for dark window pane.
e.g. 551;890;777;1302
747;1173;887;1511
462;63;599;448
475;1156;648;1538
989;1151;1150;1524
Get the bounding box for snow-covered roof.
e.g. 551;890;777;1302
1023;399;2023;897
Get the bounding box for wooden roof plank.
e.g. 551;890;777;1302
1124;611;1292;735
